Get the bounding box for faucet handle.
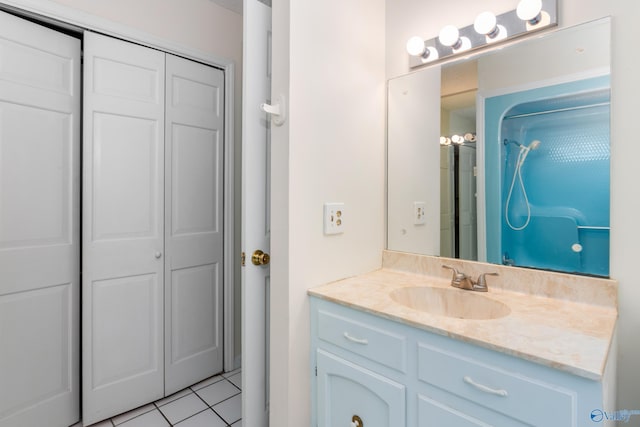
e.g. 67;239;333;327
442;265;469;286
442;265;464;279
475;272;499;290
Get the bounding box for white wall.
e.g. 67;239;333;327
50;0;242;60
386;0;640;412
270;0;387;425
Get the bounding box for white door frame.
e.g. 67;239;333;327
241;1;272;425
0;0;238;372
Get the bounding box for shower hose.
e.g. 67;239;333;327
505;147;532;231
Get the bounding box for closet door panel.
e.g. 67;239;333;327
170;264;219;362
91;274;161;388
0;10;80;427
93;114;158;235
82;31;165;425
171;124;219;236
165;54;224;394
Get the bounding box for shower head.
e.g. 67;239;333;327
519;139;541;165
528;140;541;150
504;139;541;150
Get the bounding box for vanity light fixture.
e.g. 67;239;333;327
474;11;508;42
406;36;439;62
451;134;465;145
440;136;452;146
517;0;543;25
464;133;477;142
440;133;476;146
439;25;471;52
517;0;552;30
406;0;556;69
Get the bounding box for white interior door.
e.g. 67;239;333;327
82;31;166;425
0;11;80;427
242;0;272;426
164;54;225;394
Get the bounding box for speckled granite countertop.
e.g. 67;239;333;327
308;251;618;380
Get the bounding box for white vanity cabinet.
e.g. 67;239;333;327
314;302;408;427
310;296;610;427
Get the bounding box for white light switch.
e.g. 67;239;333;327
414;201;426;225
324;203;345;235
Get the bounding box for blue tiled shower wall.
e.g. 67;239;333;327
485;75;610;276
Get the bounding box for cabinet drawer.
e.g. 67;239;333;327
317;308;407;373
418;343;575;426
417;394;529;427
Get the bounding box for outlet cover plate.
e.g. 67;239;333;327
414;201;426;225
324;203;345;235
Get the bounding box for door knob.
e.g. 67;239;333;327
251;250;270;266
155;251;162;259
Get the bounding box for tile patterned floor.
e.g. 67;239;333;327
81;369;242;427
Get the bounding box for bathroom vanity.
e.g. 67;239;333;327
309;251;617;427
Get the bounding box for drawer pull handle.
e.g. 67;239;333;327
351;415;363;427
343;332;368;345
463;376;508;397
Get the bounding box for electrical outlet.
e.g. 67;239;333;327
324;203;345;235
414;201;426;225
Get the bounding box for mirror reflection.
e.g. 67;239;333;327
440;62;478;261
387;18;611;277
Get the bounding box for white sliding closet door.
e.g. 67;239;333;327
0;11;80;427
82;32;165;425
164;55;224;394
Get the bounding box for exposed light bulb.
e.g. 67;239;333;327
406;36;439;63
464;133;476;142
439;25;472;52
517;0;543;24
474;11;508;42
451;134;464;144
439;25;461;48
474;12;497;36
406;36;426;56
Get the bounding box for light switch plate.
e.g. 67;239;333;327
324;203;345;235
414;201;426;225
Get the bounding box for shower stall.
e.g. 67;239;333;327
485;75;610;276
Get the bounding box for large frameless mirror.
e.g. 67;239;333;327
387;17;611;277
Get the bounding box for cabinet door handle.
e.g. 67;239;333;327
463;376;508;397
343;332;368;345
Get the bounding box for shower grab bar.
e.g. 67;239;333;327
503;102;610;120
577;225;610;230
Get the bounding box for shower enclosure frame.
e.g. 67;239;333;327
478;73;610;276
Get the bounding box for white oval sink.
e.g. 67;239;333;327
390;286;511;320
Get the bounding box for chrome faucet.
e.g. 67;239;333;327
442;265;499;292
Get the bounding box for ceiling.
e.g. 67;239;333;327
208;0;242;14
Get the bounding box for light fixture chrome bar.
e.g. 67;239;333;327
408;0;557;69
